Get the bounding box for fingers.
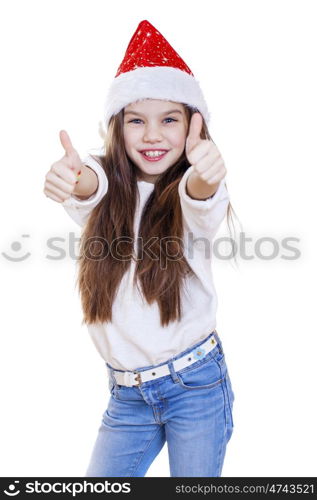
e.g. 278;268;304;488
44;167;77;203
185;112;203;155
44;176;74;201
194;152;222;175
44;187;67;203
187;140;210;166
46;169;76;191
195;155;226;184
52;161;77;185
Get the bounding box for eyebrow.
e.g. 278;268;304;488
124;109;183;117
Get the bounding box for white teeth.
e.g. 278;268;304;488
143;150;166;157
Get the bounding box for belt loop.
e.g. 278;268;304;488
168;360;180;383
107;364;119;389
213;329;224;354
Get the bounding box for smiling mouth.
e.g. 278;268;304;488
139;151;169;162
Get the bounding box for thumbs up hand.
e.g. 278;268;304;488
43;130;83;203
185;112;226;187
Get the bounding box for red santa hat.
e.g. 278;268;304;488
103;20;210;129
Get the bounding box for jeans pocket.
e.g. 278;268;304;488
226;371;235;407
177;350;227;391
224;371;235;441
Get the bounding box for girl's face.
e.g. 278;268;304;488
123;99;188;183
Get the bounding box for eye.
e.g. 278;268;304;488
127;117;178;124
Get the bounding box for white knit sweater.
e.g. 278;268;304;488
62;155;230;371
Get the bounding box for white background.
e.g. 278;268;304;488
0;0;316;477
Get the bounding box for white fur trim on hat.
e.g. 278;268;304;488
104;66;211;129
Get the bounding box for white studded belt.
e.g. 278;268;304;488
110;332;219;387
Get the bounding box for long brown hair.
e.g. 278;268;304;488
76;104;240;327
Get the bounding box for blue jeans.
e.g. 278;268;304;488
85;330;235;477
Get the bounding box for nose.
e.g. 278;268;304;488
143;123;163;143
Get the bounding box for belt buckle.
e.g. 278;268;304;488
132;371;142;387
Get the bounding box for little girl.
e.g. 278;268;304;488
44;19;237;477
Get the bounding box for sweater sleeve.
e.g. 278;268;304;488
178;165;230;242
61;154;108;227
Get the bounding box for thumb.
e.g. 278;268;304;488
185;112;203;155
59;130;77;157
